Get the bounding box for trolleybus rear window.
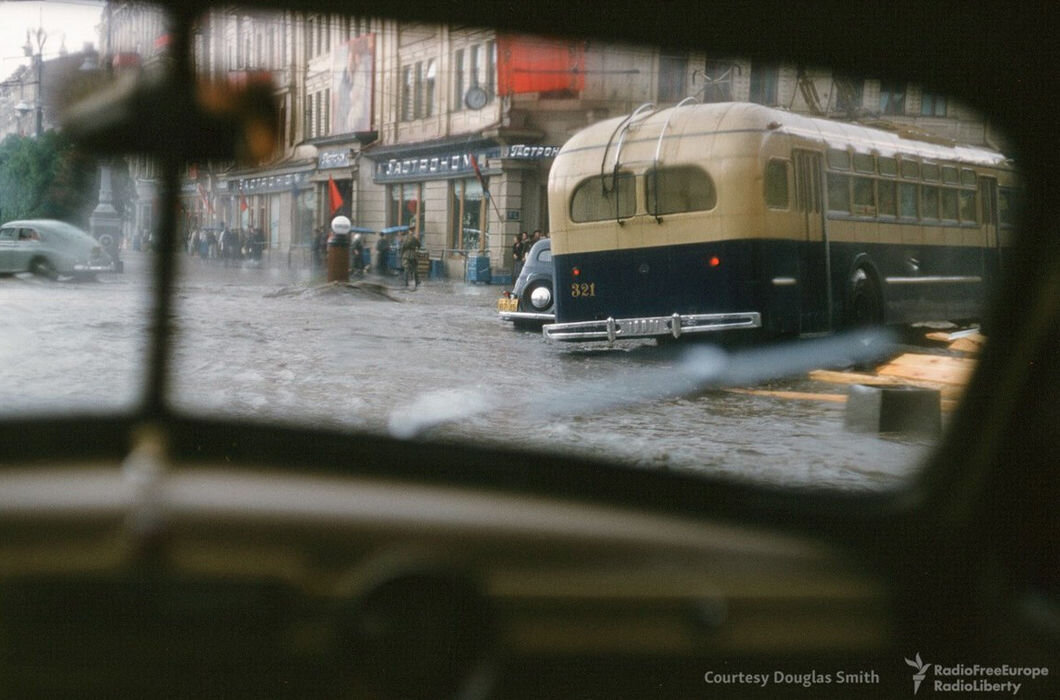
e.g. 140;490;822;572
570;173;636;222
645;166;717;215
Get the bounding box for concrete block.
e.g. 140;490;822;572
844;384;942;437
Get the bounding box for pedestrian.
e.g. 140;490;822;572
249;227;265;262
401;230;422;288
221;225;240;268
375;232;390;275
513;231;526;280
350;233;365;274
312;225;327;270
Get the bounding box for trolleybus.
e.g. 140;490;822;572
542;101;1018;343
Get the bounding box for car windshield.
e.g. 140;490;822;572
0;1;1021;492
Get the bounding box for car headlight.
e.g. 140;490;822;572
530;285;552;309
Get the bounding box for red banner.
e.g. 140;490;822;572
327;176;344;215
496;34;585;96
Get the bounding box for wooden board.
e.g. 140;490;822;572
807;369;964;399
728;387;958;412
875;353;976;386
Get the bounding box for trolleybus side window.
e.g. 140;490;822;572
570;173;636;222
878;156;898;217
827;172;851;213
941;187;959;221
826;148;850;170
852;176;875;215
764;160;790;209
878;178;897;217
922;184;940;220
899;182;918;218
959;187;977;223
998;187;1019;228
853;152;875;173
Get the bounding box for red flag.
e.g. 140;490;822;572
327;176;344;215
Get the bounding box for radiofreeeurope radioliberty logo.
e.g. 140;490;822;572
905;653;932;695
903;653;1050;695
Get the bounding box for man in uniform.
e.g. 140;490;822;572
400;230;422;288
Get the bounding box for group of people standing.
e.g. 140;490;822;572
512;229;548;279
313;225;422;288
186;225;265;267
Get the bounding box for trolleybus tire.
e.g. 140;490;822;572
849;267;883;327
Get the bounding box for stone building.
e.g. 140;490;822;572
86;4;1003;278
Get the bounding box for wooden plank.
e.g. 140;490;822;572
807;369;964;399
876;353;976;386
727;388;847;403
949;333;986;354
729;387;958;412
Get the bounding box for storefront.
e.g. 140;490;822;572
366;138;559;281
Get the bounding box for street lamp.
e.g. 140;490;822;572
18;27;46;137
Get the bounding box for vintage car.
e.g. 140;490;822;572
0;219;114;279
497;238;554;328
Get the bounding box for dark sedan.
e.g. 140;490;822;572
497;238;554;328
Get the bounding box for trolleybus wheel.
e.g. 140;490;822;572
849;268;883;327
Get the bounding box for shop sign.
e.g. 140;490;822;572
319;149;352;170
375;151;496;182
374;145;562;183
238;172;310;194
504;144;561;159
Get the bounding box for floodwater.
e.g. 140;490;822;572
1;250;935;490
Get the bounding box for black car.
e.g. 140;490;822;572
497;238;554;328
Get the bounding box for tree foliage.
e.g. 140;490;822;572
0;131;133;227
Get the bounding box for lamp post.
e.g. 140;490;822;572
15;28;47;137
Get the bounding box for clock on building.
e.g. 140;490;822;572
464;86;488;110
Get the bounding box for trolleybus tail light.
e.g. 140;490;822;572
572;266;581;277
709;255;721;268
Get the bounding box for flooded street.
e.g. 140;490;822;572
2;250;933;490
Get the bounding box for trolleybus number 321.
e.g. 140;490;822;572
571;282;597;297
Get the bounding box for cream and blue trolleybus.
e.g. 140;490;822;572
542;102;1017;343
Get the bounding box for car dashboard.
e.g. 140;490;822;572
0;433;892;698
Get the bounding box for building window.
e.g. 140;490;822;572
451;178;487;250
658;53;688;103
453;41;496;110
921;90;947;117
389;183;423;232
401;65;413;121
834;75;864;113
700;60;736;102
413;61;423;118
749;62;778;105
398;62;436;121
485;40;496;99
879;81;906;115
423;60;436;117
453;48;465;108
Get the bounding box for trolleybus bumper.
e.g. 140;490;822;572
542;312;761;344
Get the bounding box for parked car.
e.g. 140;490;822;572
0;219;114;279
497;238;554;328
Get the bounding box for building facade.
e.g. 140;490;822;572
82;5;1005;278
